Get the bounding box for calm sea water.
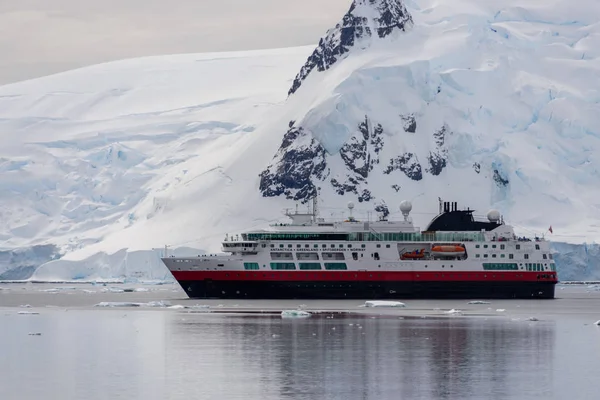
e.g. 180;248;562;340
1;284;599;400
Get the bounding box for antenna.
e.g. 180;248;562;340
312;195;319;220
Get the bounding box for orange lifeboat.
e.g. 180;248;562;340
431;245;466;256
401;249;426;260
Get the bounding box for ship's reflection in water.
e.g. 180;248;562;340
166;313;560;400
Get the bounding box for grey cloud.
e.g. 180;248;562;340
0;0;350;84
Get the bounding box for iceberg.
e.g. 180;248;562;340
365;300;406;308
281;310;311;318
444;309;463;315
94;300;172;308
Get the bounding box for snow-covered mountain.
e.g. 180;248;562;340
1;0;600;282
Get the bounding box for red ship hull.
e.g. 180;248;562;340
171;270;557;299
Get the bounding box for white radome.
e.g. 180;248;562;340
347;201;355;210
399;200;413;214
487;209;501;222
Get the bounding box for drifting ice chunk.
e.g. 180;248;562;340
94;300;172;308
95;302;141;307
594;320;600;326
496;309;506;312
365;301;406;308
528;317;539;321
18;311;39;315
145;300;172;307
445;309;462;315
281;310;311;318
468;301;490;304
102;287;125;293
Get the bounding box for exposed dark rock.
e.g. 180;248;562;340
426;125;448;176
433;125;446;147
391;184;401;192
340;137;370;179
375;202;390;219
334;116;386;197
384;152;423;181
493;169;509;187
331;177;361;196
371;123;384;155
288;0;413;95
358;189;373;202
259;124;329;203
401;114;416;133
374;0;413;38
426;152;447;176
473;162;481;173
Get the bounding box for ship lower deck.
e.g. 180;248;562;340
174;278;556;299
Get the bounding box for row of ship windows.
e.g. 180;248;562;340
247;232;485;242
475;253;552;260
244;262;556;272
476;244;543;251
258;243;550;253
265;243;391;249
244;262;348;270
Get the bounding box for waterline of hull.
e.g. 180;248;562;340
175;280;556;299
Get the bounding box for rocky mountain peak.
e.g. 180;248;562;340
288;0;413;96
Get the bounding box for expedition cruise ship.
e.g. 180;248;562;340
161;199;557;299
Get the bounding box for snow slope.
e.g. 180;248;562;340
1;0;600;281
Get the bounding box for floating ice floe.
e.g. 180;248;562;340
496;309;506;312
20;304;32;308
94;300;172;308
594;320;600;326
364;301;406;308
102;287;125;293
528;317;539;321
95;302;141;307
468;300;490;304
281;310;311;318
18;311;39;315
444;309;463;315
146;300;172;307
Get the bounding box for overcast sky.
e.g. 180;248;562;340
0;0;350;85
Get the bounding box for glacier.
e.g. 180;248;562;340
1;0;600;282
